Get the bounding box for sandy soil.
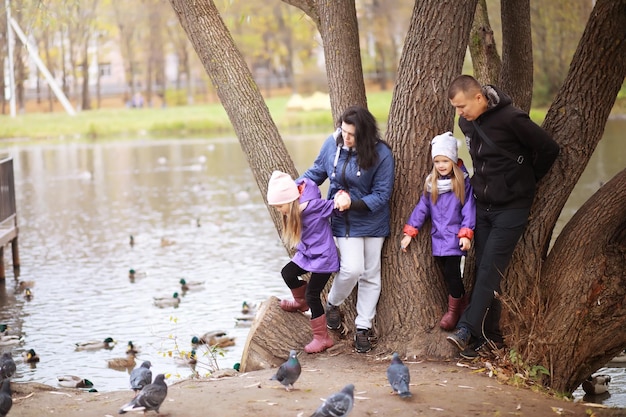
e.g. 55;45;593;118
6;345;624;417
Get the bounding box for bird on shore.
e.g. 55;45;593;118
153;292;181;308
119;373;168;415
57;375;94;389
23;348;40;364
0;353;16;380
270;350;301;391
75;337;116;351
386;352;412;398
582;374;611;395
0;379;13;417
130;361;152;397
310;383;355;417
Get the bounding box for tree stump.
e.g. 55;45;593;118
240;296;312;372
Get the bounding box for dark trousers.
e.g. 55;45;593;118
281;261;331;319
435;256;465;299
458;207;529;343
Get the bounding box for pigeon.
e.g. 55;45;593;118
0;379;12;417
119;373;167;415
386;352;412;398
0;353;16;380
310;383;355;417
270;349;301;391
582;374;611;395
130;361;153;396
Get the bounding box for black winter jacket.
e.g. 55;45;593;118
459;85;560;210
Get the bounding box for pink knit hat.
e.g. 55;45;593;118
267;171;299;205
431;131;459;163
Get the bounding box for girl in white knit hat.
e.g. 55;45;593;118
266;170;350;353
400;132;476;331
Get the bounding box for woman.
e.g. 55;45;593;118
301;105;395;353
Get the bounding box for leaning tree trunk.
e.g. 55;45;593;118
379;0;479;358
502;0;626;392
536;168;626;393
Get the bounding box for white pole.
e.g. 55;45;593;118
9;17;76;116
5;0;16;117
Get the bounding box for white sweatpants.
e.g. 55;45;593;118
327;236;385;330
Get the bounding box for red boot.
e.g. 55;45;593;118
439;295;464;330
280;284;309;312
305;315;334;353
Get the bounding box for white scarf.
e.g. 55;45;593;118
424;171;468;194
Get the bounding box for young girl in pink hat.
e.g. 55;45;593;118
401;132;476;331
267;170;350;353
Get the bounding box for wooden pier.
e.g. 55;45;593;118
0;155;20;279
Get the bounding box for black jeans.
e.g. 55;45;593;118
458;207;530;343
281;261;331;319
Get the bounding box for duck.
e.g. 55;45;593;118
17;280;35;292
22;348;40;363
160;237;176;247
582;374;611;395
0;334;24;347
75;337;116;351
174;349;197;367
241;301;257;315
191;330;236;349
128;268;147;281
153;292;181;308
179;278;205;292
57;375;94;389
107;352;137;370
129;235;135;247
24;288;34;300
126;341;141;355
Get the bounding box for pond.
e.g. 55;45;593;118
0;121;624;408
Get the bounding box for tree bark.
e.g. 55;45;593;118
469;0;501;86
500;0;533;112
381;0;478;358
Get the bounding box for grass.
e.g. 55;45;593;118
0;89;565;143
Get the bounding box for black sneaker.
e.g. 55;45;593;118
326;304;342;330
446;326;471;351
460;338;504;359
354;329;372;353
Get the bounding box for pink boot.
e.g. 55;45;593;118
280;284;309;312
439;295;464;330
305;315;334;353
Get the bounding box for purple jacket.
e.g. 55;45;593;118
291;178;340;273
404;163;476;256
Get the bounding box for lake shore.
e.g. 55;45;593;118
7;349;623;417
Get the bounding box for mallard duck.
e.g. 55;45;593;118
107;353;137;370
160;237;176;247
129;235;135;247
128;268;147;281
153;292;181;308
17;280;35;292
179;278;205;292
126;341;141;355
582;374;611;395
173;349;197;367
23;348;40;363
57;375;94;388
0;334;24;347
241;301;257;315
191;331;235;348
75;337;116;351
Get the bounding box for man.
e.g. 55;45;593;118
446;75;560;358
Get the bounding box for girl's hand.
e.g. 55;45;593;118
459;237;471;251
400;234;412;252
334;191;351;211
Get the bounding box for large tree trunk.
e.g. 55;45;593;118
381;0;479;358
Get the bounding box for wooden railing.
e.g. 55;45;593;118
0;155;20;279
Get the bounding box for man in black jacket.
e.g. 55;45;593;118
445;75;560;358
